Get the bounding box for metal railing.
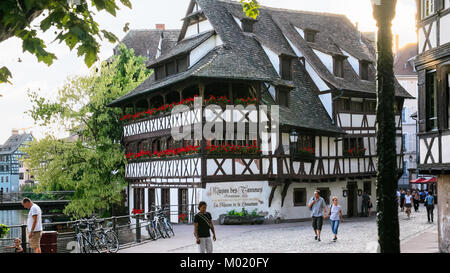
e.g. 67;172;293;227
0;203;198;253
0;191;75;203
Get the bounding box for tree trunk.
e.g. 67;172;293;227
373;0;400;253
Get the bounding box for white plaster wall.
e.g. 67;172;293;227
189;34;223;67
305;61;329;91
443;135;450;163
262;45;280;74
201;179;378;221
294;26;305;39
185;24;198;39
446;0;450;9
419;138;427;164
419;26;425;54
199;20;213;33
441;14;450;46
233;16;242;29
429;21;437;48
170;188;178;223
341;49;359;76
319;93;333;119
313;49;333;74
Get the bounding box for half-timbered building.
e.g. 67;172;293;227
109;0;411;223
414;0;450;253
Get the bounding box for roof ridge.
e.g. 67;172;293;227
217;0;348;18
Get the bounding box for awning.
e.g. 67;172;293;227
410;178;426;183
424;177;437;183
410;177;437;183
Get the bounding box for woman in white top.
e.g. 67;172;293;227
404;190;413;219
327;196;344;242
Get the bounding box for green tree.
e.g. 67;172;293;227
22;44;151;219
0;0;132;85
373;0;400;253
240;0;260;19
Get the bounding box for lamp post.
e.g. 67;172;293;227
371;0;400;253
289;130;298;156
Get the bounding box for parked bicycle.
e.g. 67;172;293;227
73;217;119;253
146;206;174;240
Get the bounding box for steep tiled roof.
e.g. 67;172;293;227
0;134;33;155
394;43;418;76
110;0;413;134
113;29;181;64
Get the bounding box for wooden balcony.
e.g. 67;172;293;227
418;130;450;174
125;152;405;187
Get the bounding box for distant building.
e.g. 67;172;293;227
394;43;418;189
109;0;411;223
0;129;34;193
113;24;180;65
414;0;450;253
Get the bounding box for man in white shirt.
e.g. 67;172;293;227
21;198;43;253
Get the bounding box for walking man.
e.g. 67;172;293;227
361;191;370;217
194;201;216;253
308;190;327;242
21;198;42;253
425;191;435;223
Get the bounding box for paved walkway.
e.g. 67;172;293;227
120;208;438;253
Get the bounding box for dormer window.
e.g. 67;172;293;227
333;56;345;78
280;55;293;80
277;87;290;107
154;55;189;81
360;60;369;80
304;29;318;43
241;18;257;33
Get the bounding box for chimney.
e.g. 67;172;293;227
395;34;399;53
156;24;165;31
12;129;19;135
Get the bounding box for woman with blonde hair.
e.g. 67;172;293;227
327;196;344;242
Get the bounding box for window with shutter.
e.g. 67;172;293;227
277;88;290;107
155;65;165;80
360;61;369;80
426;70;438;131
333;56;344;78
166;61;176;76
280;57;292;80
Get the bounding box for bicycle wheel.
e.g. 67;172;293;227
157;221;168;238
104;230;119;253
147;222;157;240
165;219;175;237
77;235;86;253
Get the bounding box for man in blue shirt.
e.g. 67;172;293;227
425;191;435;223
308;190;328;242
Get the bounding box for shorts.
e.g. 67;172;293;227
405;203;412;208
312;216;323;231
28;231;42;249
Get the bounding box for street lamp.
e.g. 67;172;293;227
289;130;298;143
371;0;400;253
289;130;298;156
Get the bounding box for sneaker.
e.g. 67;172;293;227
318;238;321;242
333;238;337;242
315;235;317;240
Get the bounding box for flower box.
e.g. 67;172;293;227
219;215;265;225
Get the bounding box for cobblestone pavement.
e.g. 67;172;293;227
120;208;437;253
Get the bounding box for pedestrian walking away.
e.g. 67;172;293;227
400;189;405;212
21;198;43;253
425;191;435;223
361;192;370;217
413;190;420;212
327;196;344;242
194;201;216;253
404;190;413;219
308;190;327;242
367;195;373;216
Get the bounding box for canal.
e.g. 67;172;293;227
0;210;28;238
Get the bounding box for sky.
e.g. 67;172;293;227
0;0;418;144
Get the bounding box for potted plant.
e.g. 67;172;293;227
0;224;10;239
178;214;188;224
219;208;265;225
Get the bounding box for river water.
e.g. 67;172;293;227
0;210;28;238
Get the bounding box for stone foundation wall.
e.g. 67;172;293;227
438;175;450;253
